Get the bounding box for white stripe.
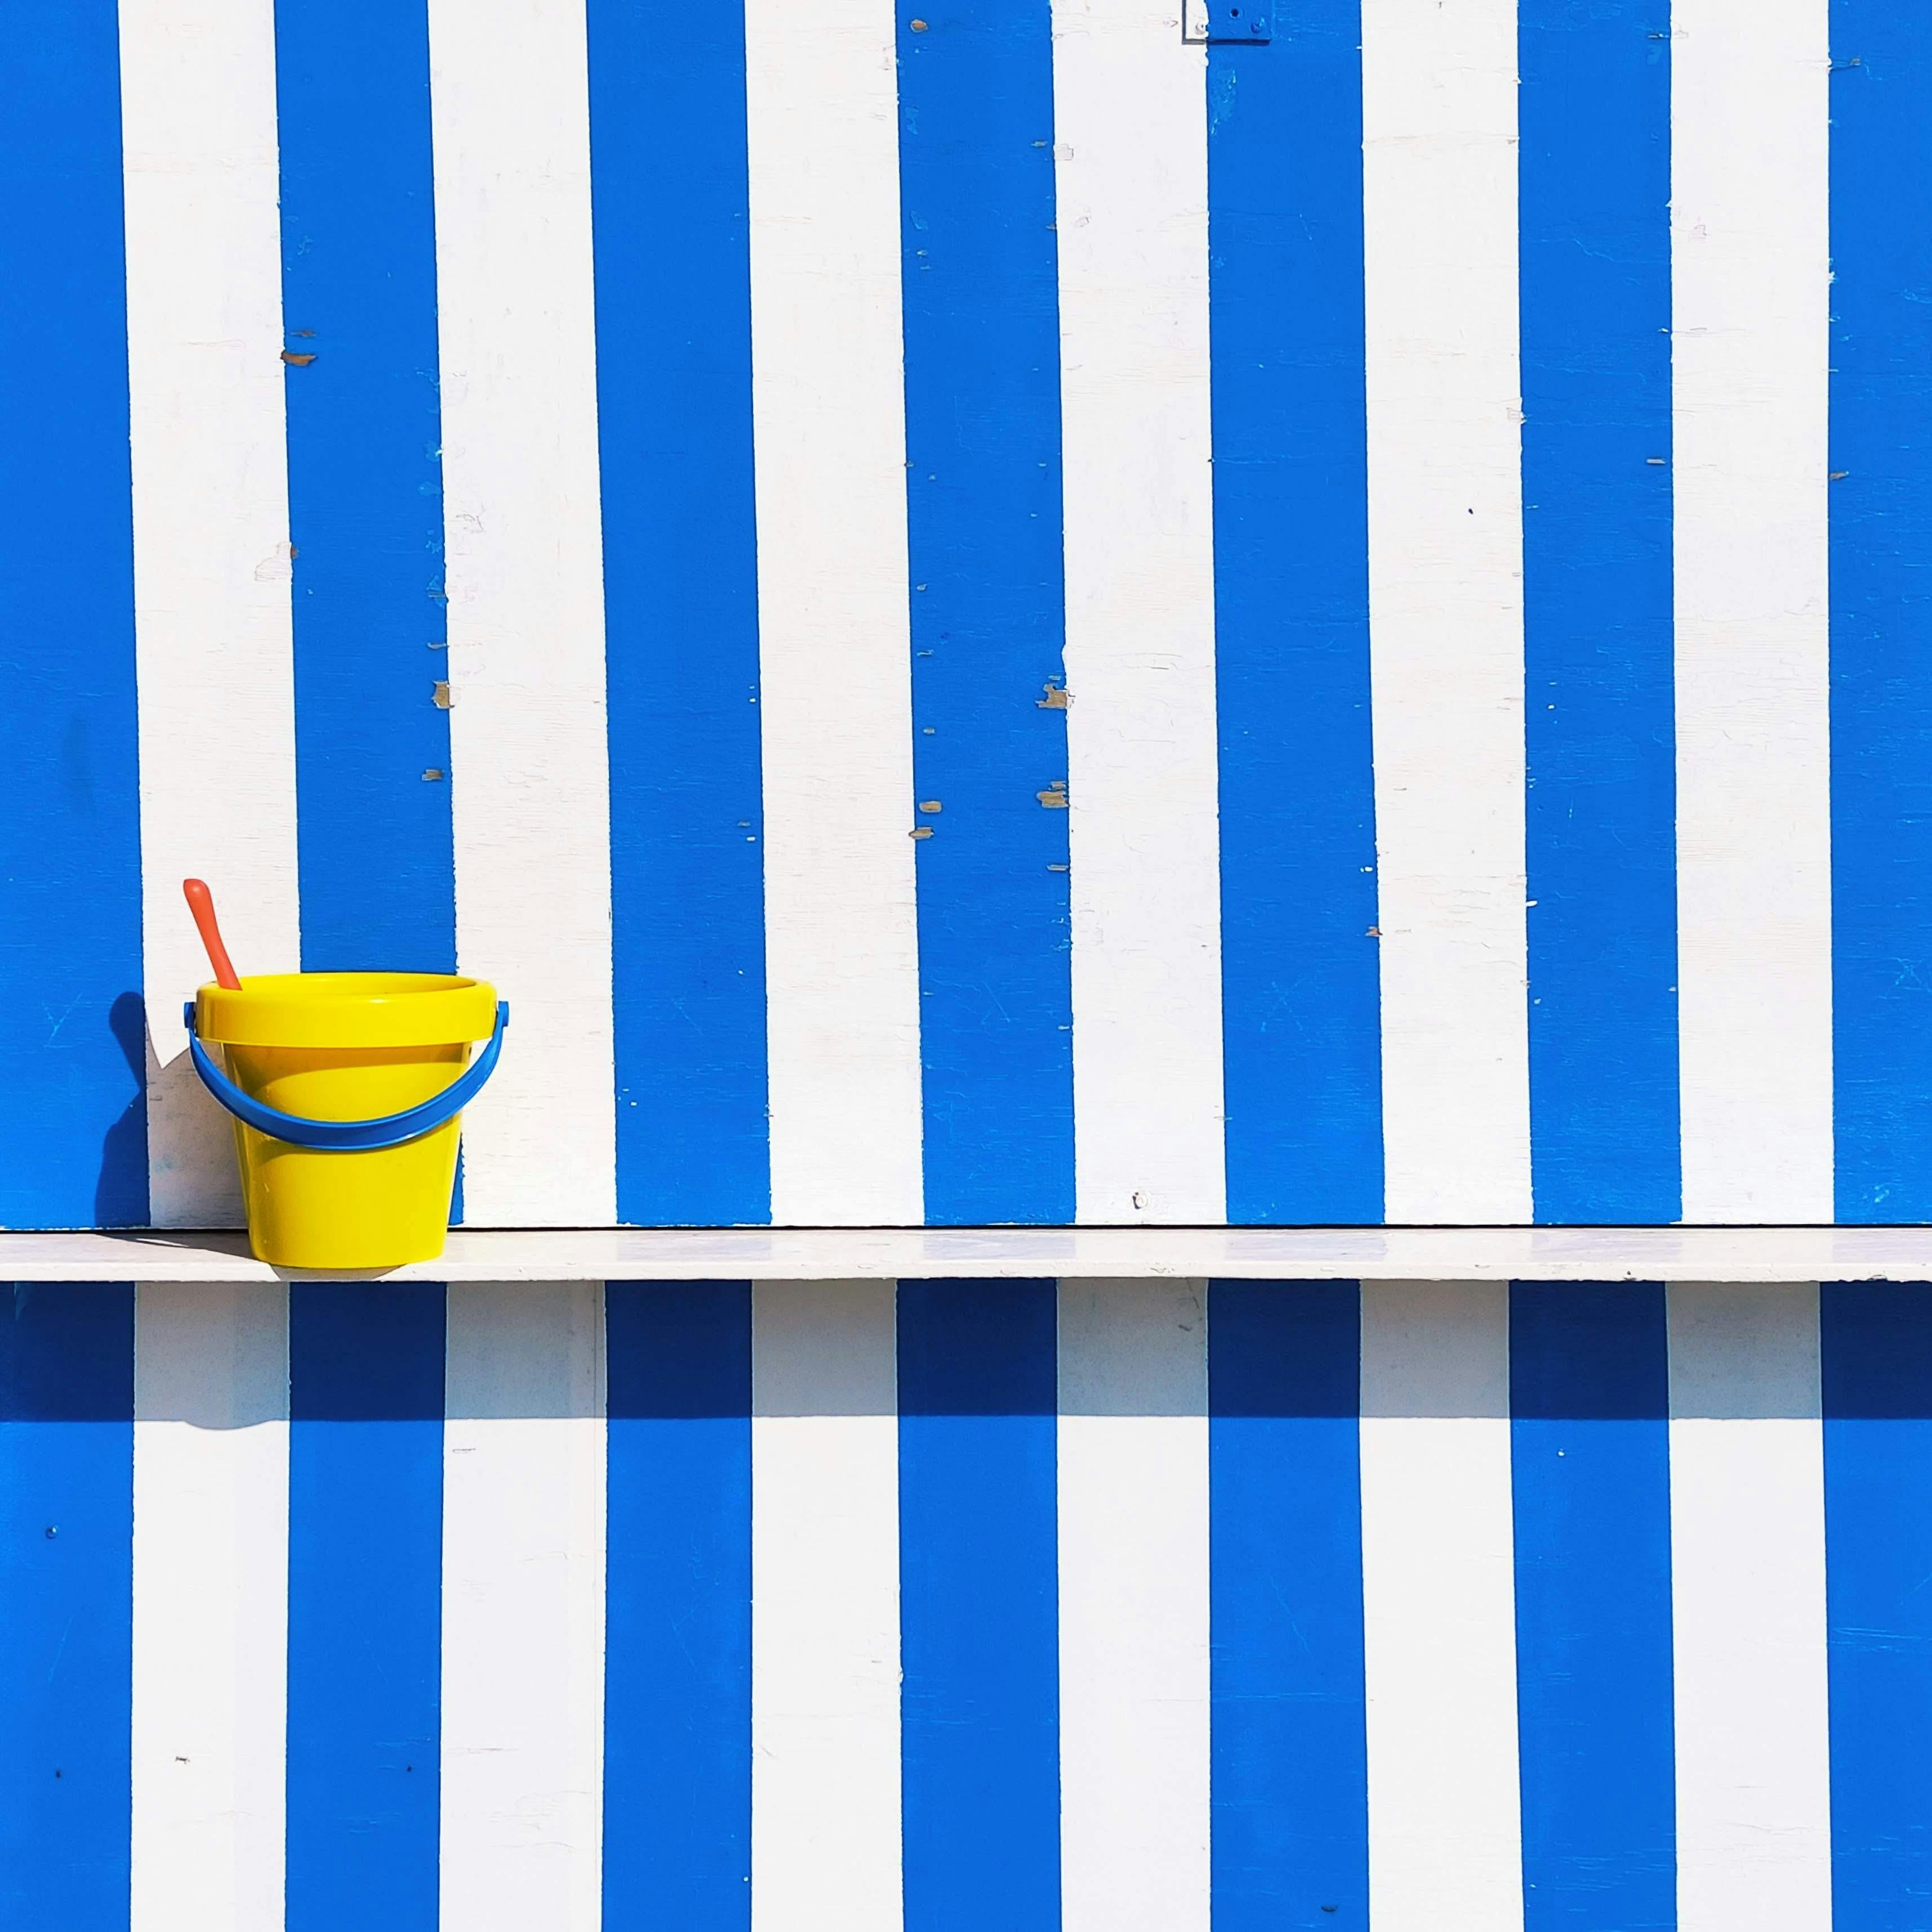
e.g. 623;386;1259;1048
440;1281;607;1931
1361;0;1530;1224
744;0;924;1225
751;1281;902;1931
428;0;616;1226
1053;1;1226;1225
1359;1280;1522;1930
1667;1281;1832;1928
131;1283;288;1932
1671;0;1833;1221
119;0;299;1228
1057;1278;1210;1931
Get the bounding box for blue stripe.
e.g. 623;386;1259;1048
276;0;454;976
1208;1281;1367;1927
1209;8;1382;1225
1510;1281;1675;1929
590;0;771;1227
1823;1283;1932;1915
898;1280;1060;1927
286;1285;444;1930
1828;13;1932;1221
0;1;146;1230
899;1;1074;1224
0;1284;133;1930
1520;0;1679;1224
604;1283;753;1928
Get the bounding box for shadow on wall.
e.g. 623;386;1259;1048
117;991;248;1230
1;1281;133;1419
94;992;148;1228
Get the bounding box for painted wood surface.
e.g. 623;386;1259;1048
1057;1279;1211;1929
1362;0;1531;1225
119;0;301;1230
750;1281;903;1931
1668;1282;1833;1929
1055;0;1227;1226
439;1281;606;1929
33;1220;1932;1284
1359;1282;1523;1927
430;0;617;1229
5;1274;1932;1922
2;0;1924;1231
129;1283;289;1932
1671;0;1835;1223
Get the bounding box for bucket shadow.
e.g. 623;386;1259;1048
94;992;150;1227
137;997;246;1228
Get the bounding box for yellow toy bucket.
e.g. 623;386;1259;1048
186;972;506;1270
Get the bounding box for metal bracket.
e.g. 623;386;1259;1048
1182;0;1272;42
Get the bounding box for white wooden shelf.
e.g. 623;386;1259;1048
3;1223;1932;1284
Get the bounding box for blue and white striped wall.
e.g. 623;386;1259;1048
3;0;1930;1230
7;1274;1932;1926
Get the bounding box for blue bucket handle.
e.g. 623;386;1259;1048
185;999;509;1153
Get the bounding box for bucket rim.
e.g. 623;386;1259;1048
195;972;499;1048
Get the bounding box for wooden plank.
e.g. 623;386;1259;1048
744;0;924;1226
17;1222;1932;1283
120;0;300;1228
1361;0;1531;1224
1668;1281;1832;1929
1053;0;1226;1224
131;1283;290;1932
440;1281;607;1930
428;0;616;1226
1057;1278;1212;1931
1672;0;1833;1221
751;1280;903;1931
1359;1280;1523;1930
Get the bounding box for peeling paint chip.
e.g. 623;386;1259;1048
1047;862;1069;872
281;350;317;366
432;681;454;709
1037;682;1071;709
422;768;446;782
910;826;933;839
1037;781;1069;808
918;799;942;813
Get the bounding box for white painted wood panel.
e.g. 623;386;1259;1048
1057;1277;1211;1932
26;1221;1932;1284
744;0;924;1226
118;0;300;1228
440;1281;607;1932
1667;1281;1832;1930
1361;0;1531;1224
1052;0;1226;1225
428;0;616;1226
751;1280;903;1932
1359;1280;1523;1931
131;1282;289;1932
1671;0;1833;1222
